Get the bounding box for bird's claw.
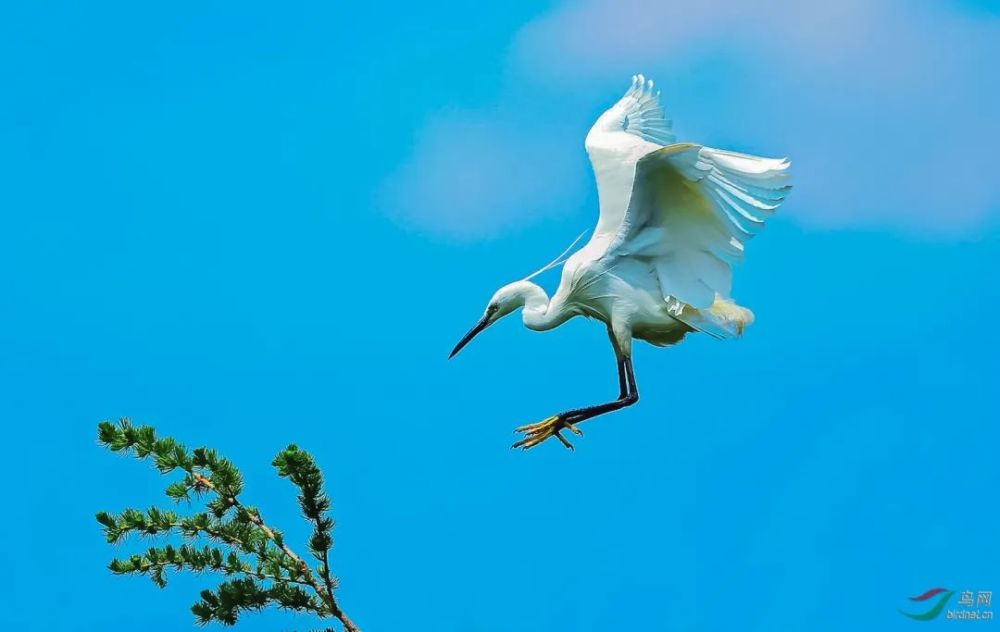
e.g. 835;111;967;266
512;415;583;451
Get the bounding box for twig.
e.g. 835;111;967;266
191;472;360;632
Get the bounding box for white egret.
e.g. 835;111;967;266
450;75;791;450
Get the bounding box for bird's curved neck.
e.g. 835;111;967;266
519;282;570;332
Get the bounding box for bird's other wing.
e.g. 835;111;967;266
610;144;791;309
585;75;676;242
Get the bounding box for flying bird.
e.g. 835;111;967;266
449;74;791;451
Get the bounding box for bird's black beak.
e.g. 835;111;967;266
449;315;492;359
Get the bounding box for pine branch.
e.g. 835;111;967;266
96;418;360;631
272;445;357;632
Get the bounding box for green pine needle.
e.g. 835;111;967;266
95;419;359;631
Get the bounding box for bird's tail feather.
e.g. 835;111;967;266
678;296;754;339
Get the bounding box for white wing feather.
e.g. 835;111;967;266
616;74;676;146
613;144;791;308
581;75;790;313
585;75;675;239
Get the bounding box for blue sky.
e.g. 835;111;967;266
1;1;998;630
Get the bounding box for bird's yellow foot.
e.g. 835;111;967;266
512;415;583;451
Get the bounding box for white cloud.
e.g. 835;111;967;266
511;0;887;79
388;1;998;239
382;110;585;240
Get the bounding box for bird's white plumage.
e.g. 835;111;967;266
582;74;790;313
453;74;791;450
461;75;790;355
610;144;790;308
584;74;672;238
615;74;677;146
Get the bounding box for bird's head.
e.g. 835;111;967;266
449;281;533;359
448;230;585;359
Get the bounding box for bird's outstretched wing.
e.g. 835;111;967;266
585;75;675;239
611;144;790;308
584;75;790;310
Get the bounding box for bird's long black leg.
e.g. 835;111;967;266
561;355;638;424
512;334;639;450
610;327;629;400
616;356;629;400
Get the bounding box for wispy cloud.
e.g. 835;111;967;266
388;0;998;239
382;110;585;239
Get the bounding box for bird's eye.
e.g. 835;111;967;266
488;304;498;314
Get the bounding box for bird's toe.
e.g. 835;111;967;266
511;415;581;451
